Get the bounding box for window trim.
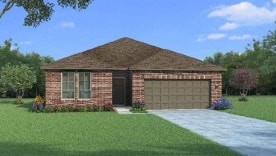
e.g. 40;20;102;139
78;72;92;99
61;72;75;100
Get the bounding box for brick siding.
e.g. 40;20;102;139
45;70;222;108
132;72;222;107
45;71;112;106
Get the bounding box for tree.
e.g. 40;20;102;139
0;64;36;101
204;52;224;65
0;0;93;27
229;68;259;99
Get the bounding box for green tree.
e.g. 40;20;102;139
0;39;55;97
0;0;93;27
22;53;54;96
204;52;224;65
0;64;36;101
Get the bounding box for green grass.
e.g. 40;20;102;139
223;96;276;122
0;98;240;156
130;109;148;113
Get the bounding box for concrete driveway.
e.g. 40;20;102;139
149;109;276;156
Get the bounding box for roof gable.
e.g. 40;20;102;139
43;37;225;71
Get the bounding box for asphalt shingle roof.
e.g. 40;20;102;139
43;37;225;72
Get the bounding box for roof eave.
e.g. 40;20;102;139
42;67;226;72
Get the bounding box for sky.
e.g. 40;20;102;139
0;0;276;60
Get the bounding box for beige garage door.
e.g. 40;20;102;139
144;80;210;109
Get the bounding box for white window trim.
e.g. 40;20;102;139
61;72;75;100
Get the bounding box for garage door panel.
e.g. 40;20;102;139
145;95;152;102
161;88;169;94
193;88;201;94
169;103;177;109
169;81;177;87
161;96;169;103
144;80;210;109
201;88;209;95
153;88;161;94
169;95;177;102
177;88;185;94
153;96;161;102
145;103;153;109
201;95;209;102
177;95;185;102
145;88;152;95
161;103;169;109
201;81;209;86
161;81;169;87
169;88;177;94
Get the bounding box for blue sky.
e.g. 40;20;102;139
0;0;276;60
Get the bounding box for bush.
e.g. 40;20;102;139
131;101;145;111
31;96;45;112
103;102;115;112
37;103;115;113
211;98;233;110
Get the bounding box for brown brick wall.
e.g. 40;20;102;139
45;71;112;106
132;72;222;107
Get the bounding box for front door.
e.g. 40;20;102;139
112;78;126;105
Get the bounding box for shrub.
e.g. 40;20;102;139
93;104;103;112
44;105;54;113
31;96;45;112
131;101;145;111
103;102;115;112
211;98;233;110
33;103;115;113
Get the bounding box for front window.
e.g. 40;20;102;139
62;72;75;99
79;72;91;99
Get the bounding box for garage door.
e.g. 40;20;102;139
144;80;210;109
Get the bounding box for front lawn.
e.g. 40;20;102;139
0;98;240;156
223;96;276;122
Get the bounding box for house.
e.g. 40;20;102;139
42;37;225;109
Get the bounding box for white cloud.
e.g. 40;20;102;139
228;34;252;40
19;41;32;45
272;0;276;4
197;33;227;42
219;22;239;30
209;2;276;29
207;33;227;40
60;21;75;28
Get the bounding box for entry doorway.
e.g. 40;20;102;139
112;78;126;105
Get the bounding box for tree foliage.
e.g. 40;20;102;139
0;64;36;98
205;26;276;95
0;0;93;27
0;39;55;97
229;68;259;98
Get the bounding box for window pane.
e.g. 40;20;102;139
79;81;84;90
62;72;75;99
69;82;74;90
84;81;90;90
62;82;67;90
69;73;74;81
79;73;84;81
62;73;68;81
79;72;91;99
79;91;90;99
84;73;90;81
62;91;74;99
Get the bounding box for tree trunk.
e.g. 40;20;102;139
16;89;24;104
